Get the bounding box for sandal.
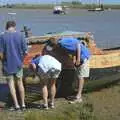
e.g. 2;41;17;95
40;104;49;110
68;97;83;104
9;106;21;112
21;106;26;111
49;102;55;109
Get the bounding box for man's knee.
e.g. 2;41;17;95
50;79;56;86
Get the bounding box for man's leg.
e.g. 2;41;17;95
38;69;49;109
50;79;56;105
42;84;48;108
76;77;84;99
15;68;25;108
16;77;25;107
75;60;89;100
7;76;20;108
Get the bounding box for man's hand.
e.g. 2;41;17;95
29;63;36;71
0;53;3;60
75;60;81;67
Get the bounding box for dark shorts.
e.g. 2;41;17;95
37;68;61;79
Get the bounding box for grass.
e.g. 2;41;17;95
24;99;97;120
1;81;120;120
0;68;120;120
87;82;120;120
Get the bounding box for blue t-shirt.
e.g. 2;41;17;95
0;31;28;75
58;37;91;60
31;56;41;67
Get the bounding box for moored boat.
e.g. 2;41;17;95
0;31;120;97
88;0;104;12
22;31;120;96
88;7;104;11
53;6;66;14
24;31;120;69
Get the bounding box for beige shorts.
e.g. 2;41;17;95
6;68;23;81
76;59;90;78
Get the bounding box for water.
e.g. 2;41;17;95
0;8;120;48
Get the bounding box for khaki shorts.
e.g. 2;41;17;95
6;68;23;81
76;59;90;78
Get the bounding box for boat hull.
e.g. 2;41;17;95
88;9;104;11
53;10;65;14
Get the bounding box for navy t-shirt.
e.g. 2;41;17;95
0;31;28;75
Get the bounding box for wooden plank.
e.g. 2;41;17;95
90;52;120;68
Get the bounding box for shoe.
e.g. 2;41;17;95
69;97;82;104
21;106;26;111
49;102;55;109
9;107;21;112
41;104;49;110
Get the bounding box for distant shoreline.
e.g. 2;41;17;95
0;4;120;10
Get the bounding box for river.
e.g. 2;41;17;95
0;8;120;48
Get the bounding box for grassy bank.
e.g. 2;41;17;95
0;81;120;120
0;67;120;120
25;82;120;120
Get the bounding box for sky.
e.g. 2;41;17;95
0;0;120;5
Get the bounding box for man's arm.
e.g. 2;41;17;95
30;56;41;72
75;42;81;66
0;35;4;60
0;53;3;60
21;34;28;56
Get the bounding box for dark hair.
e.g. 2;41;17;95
47;37;58;46
6;21;16;30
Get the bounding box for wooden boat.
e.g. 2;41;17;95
22;31;120;96
0;31;120;97
24;31;120;69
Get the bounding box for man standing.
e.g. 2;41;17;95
0;21;28;110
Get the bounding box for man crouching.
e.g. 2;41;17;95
30;55;61;109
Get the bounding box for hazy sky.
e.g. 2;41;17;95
0;0;120;4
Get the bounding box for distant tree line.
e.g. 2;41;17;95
0;2;120;9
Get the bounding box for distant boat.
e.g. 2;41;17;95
8;12;16;15
53;6;66;15
108;8;112;11
88;7;104;12
7;12;16;20
88;0;104;12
